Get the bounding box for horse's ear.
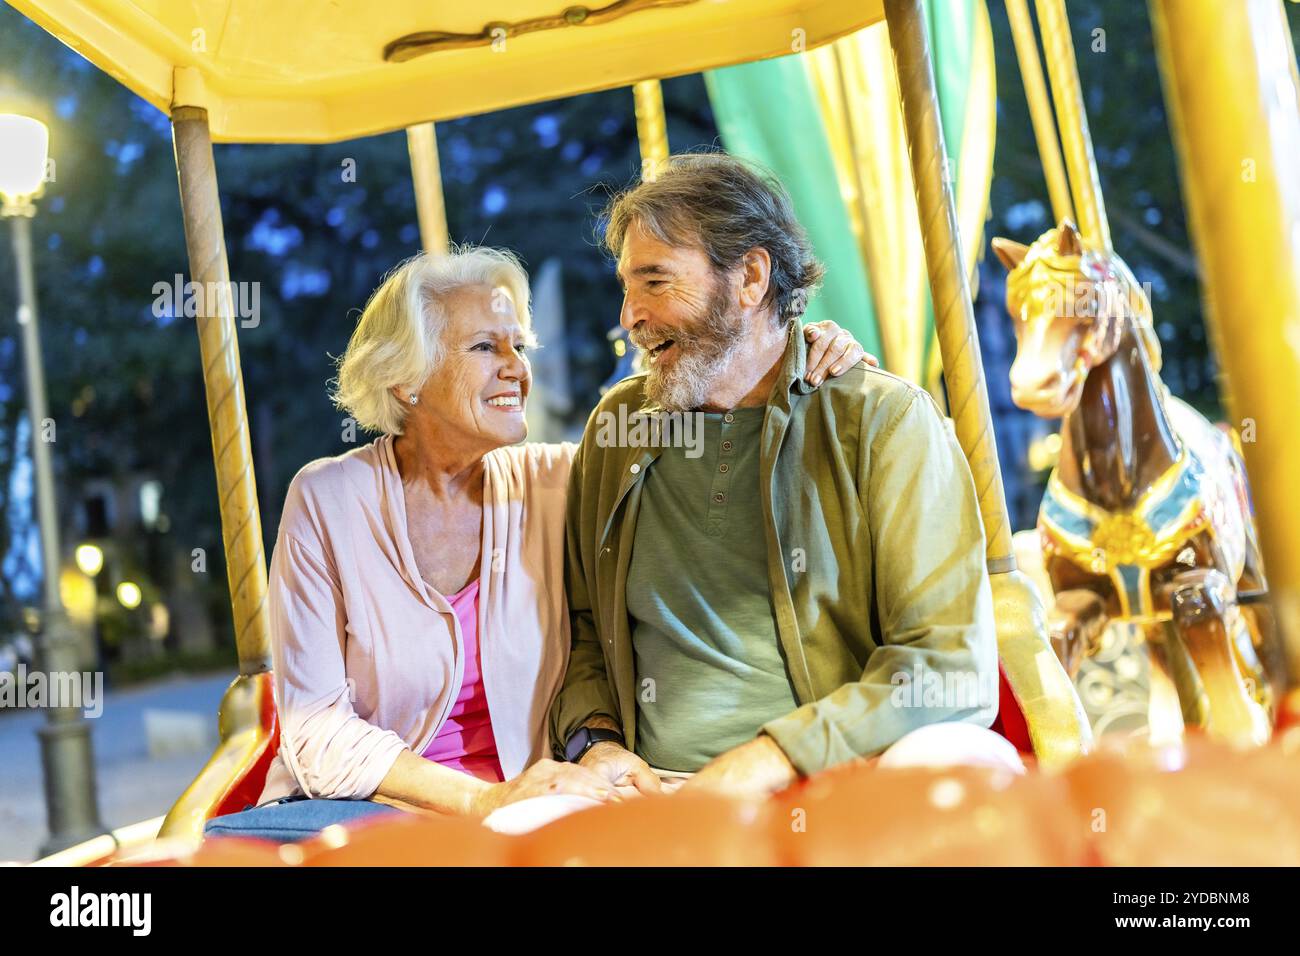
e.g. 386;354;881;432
991;237;1029;272
1056;220;1083;256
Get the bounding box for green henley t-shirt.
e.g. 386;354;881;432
627;406;800;772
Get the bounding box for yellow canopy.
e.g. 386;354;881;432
10;0;883;143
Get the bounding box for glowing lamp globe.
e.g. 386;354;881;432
0;114;49;204
75;543;104;577
116;581;143;609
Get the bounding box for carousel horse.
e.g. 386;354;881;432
992;221;1284;747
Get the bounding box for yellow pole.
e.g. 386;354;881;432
1149;0;1300;683
1005;0;1075;225
883;0;1012;570
883;0;1091;766
406;122;449;255
171;106;270;675
632;79;669;181
1034;0;1111;251
158;105;289;841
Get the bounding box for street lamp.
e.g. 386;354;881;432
115;581;142;610
74;543;104;577
1;111;107;854
0;115;49;206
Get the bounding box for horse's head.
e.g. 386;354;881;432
992;220;1160;419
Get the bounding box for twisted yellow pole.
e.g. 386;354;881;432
171;106;270;674
1034;0;1111;251
160;106;279;840
884;0;1092;766
632;79;669;181
1005;0;1075;226
883;0;1013;570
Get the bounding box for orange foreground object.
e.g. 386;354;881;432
104;737;1300;867
303;813;513;867
770;763;1091;866
1065;736;1300;866
514;794;775;866
110;836;292;868
300;794;775;866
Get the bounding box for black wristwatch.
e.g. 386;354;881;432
564;727;624;763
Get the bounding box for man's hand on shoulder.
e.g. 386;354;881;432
678;734;798;800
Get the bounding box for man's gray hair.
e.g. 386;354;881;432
602;152;825;321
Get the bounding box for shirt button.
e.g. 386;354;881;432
719;463;729;474
721;440;733;451
723;413;734;423
713;493;725;503
629;463;640;475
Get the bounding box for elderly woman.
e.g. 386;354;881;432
204;245;867;841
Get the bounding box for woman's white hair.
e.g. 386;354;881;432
332;244;532;435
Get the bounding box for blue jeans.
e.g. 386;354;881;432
203;796;403;843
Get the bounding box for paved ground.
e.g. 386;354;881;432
0;670;235;863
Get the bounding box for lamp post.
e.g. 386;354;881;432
0;112;107;854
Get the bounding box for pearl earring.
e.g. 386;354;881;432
409;394;419;405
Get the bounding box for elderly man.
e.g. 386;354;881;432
549;153;1000;798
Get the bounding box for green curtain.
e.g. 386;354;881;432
927;0;975;189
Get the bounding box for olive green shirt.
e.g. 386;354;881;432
549;322;998;776
628;406;800;772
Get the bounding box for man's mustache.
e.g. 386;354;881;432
630;325;702;351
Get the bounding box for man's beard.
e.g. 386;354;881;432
634;282;746;412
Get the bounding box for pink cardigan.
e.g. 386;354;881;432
257;435;575;804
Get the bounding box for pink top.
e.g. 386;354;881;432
420;579;504;782
257;436;576;805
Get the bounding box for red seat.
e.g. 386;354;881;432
990;660;1034;755
159;671;281;839
212;677;280;818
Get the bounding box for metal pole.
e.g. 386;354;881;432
170;107;270;674
7;208;107;854
883;0;1092;766
1005;0;1075;226
1149;0;1300;683
406;123;450;255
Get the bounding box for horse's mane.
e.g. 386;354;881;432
1006;228;1163;373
